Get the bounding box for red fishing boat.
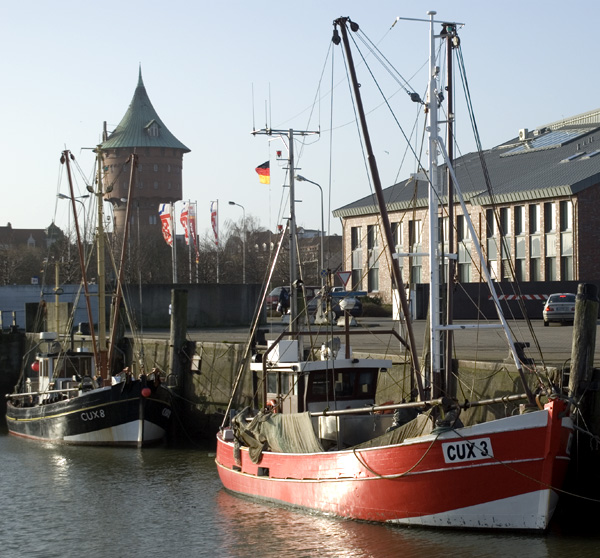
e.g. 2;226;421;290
216;13;573;530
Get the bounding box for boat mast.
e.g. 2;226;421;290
107;152;138;370
94;145;108;380
422;13;536;406
443;21;458;397
334;17;424;400
251;127;319;333
61;150;100;365
427;11;443;391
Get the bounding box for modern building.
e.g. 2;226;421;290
333;108;600;304
100;69;190;240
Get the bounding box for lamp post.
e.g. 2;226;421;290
228;201;246;284
57;193;89;256
295;175;324;286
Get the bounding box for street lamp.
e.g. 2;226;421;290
57;193;89;256
295;175;324;286
228;201;246;284
58;193;89;215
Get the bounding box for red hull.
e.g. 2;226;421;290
216;400;572;530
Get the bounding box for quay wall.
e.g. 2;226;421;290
0;332;27;420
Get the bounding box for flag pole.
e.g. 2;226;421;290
194;201;199;283
171;202;177;283
187;199;192;283
211;200;220;283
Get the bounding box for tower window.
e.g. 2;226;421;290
147;122;160;137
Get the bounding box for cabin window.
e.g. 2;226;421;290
306;368;377;403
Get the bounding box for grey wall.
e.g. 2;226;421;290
0;283;265;331
0;284;98;330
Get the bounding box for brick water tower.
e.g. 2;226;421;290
101;68;190;240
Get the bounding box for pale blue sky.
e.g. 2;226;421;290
1;0;597;239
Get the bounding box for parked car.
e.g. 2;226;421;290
543;293;576;326
307;292;363;319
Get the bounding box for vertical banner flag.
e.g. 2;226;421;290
255;161;270;184
180;201;190;245
210;200;219;246
158;203;173;246
189;202;200;263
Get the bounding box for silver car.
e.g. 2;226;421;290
543;293;576;326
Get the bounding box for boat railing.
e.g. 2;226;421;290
306;393;531;418
6;387;81;399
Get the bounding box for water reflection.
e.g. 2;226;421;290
1;433;598;558
215;490;554;558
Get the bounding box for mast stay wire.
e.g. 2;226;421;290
453;44;548;373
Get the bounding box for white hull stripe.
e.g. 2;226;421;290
388;490;558;530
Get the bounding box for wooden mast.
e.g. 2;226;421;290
107;152;138;370
62;150;100;368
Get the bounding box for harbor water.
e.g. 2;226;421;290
1;430;598;558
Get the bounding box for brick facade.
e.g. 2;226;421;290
103;146;185;237
341;193;583;304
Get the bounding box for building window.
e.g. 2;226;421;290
559;200;572;231
485;209;498;278
149;215;157;225
529;205;541;281
167;164;171;173
392;221;402;250
514;205;525;236
560;200;573;280
153;181;159;189
138;164;142;173
544;202;556;232
409;219;422;284
351;226;362;291
367;224;379;292
154;164;159;172
147;123;160;137
457;215;471;282
500;207;512;280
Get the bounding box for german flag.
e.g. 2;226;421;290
255;161;270;184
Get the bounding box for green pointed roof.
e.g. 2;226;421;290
101;68;190;152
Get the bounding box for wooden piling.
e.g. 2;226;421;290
169;289;188;381
568;283;599;412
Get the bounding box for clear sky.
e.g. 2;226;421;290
2;0;598;240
